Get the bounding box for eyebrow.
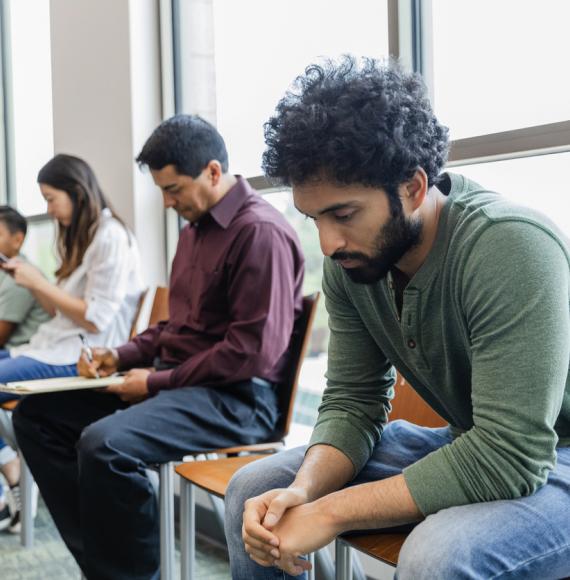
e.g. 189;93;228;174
294;202;358;219
162;183;179;192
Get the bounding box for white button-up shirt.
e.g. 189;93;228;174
11;209;145;365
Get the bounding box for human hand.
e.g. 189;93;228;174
270;500;340;575
77;347;119;378
104;368;150;404
3;260;46;290
242;487;309;570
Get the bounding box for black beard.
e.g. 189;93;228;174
332;206;423;284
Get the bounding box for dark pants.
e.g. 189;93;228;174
13;381;278;580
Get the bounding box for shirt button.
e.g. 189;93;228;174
407;339;416;349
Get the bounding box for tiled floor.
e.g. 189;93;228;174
0;497;231;579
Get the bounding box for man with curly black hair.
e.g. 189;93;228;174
225;57;570;579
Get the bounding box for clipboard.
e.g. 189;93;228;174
0;375;125;395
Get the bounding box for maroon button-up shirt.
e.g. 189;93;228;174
117;176;305;395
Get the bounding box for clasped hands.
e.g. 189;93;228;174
242;486;341;576
77;347;150;404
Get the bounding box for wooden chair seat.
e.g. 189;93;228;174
175;455;264;498
175;372;446;576
174;453;409;568
338;532;406;568
0;400;18;411
162;293;321;580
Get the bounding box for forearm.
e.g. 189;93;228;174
31;279;98;332
291;444;355;502
0;320;16;347
320;473;422;533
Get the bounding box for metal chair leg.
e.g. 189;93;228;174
180;479;195;580
20;457;34;548
335;540;352;580
315;547;335;580
159;462;176;580
308;552;316;580
0;409;16;448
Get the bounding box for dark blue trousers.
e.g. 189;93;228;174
13;381;278;580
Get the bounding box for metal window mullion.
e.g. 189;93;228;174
0;0;15;206
159;0;182;272
448;120;570;166
159;0;176;120
388;0;434;100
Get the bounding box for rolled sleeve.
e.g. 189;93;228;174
83;224;132;332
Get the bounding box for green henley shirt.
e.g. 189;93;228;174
309;173;570;516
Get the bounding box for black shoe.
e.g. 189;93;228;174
0;503;10;531
7;485;21;534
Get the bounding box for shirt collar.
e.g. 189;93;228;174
207;176;252;229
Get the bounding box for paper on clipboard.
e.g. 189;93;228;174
0;375;125;395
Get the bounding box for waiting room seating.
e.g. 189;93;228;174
170;293;320;580
0;286;167;548
175;372;445;579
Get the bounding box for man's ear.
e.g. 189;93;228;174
12;231;25;251
403;168;428;211
206;160;223;186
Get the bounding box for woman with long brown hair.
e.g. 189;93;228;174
0;153;144;531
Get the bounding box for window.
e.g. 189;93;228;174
21;218;56;280
170;0;390;425
451;152;570;236
170;1;570;429
4;0;53;215
211;0;389;177
432;0;570;139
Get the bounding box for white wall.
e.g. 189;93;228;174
49;0;166;288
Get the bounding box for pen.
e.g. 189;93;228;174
79;333;99;378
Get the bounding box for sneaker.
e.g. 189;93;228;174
0;503;10;531
7;484;21;534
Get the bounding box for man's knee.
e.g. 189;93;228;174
397;513;466;579
225;459;277;529
77;419;118;467
225;449;304;535
13;396;42;439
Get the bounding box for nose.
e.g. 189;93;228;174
317;222;346;257
162;192;175;209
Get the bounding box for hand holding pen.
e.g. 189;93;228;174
79;334;100;378
77;340;120;379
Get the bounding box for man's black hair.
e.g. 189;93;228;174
262;56;449;197
0;205;27;236
136;114;229;177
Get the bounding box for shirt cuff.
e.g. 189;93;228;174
116;342;144;371
308;413;377;476
403;446;471;516
147;369;174;395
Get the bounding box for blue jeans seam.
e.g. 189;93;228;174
490;541;570;579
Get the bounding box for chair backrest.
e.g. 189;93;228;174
129;288;149;339
389;372;447;428
272;292;320;440
147;286;169;327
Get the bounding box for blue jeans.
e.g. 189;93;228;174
0;349;78;403
225;420;570;580
14;380;279;580
0;350;77;497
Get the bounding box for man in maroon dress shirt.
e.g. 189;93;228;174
14;115;305;580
